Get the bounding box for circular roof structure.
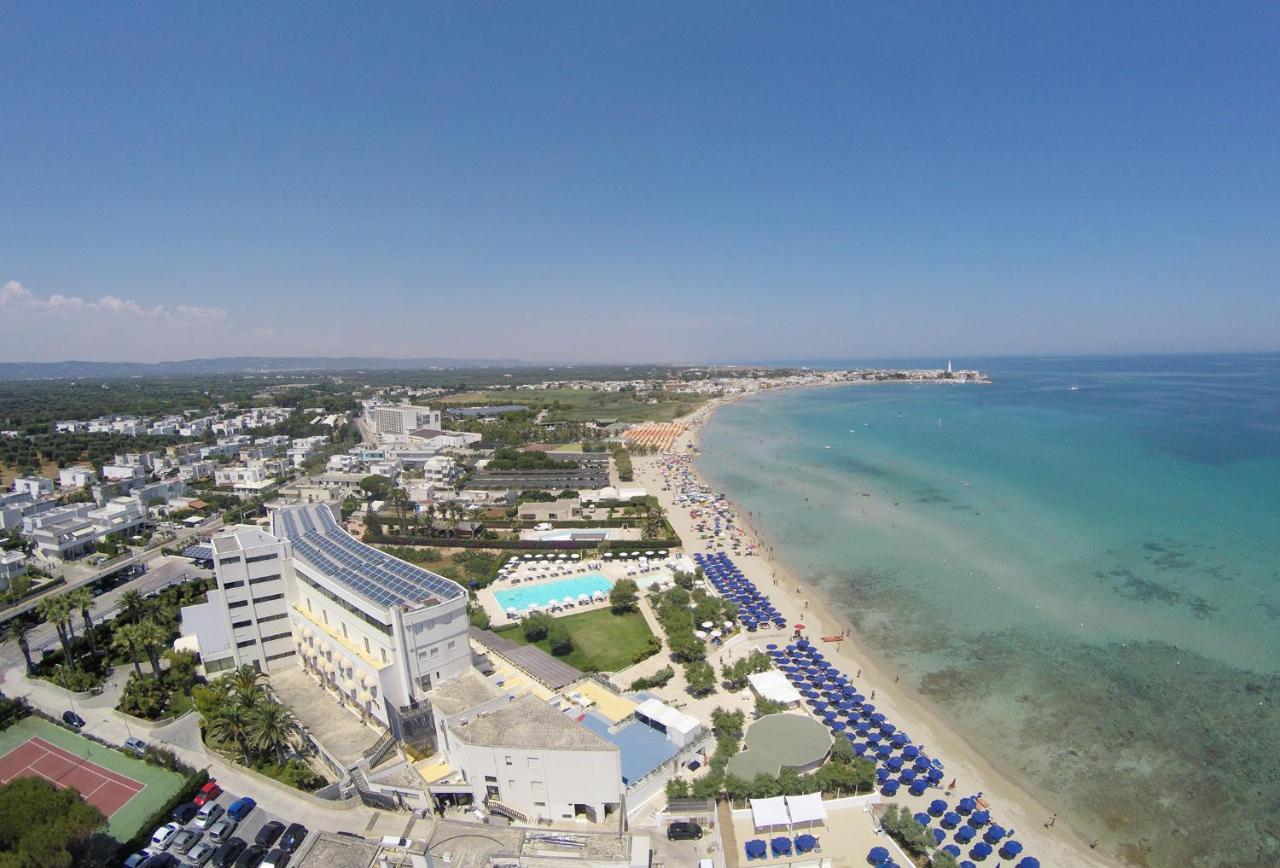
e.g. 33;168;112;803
726;713;833;779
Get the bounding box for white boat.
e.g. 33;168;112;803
1068;384;1080;391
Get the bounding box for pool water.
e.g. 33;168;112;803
494;573;613;612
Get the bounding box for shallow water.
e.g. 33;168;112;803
697;354;1280;867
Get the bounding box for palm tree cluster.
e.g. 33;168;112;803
202;665;303;766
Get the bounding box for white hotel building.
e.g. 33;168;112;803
195;503;471;748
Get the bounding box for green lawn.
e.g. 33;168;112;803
505;607;655;672
441;388;708;423
0;716;185;841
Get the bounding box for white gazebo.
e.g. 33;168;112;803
749;796;790;834
785;792;828;831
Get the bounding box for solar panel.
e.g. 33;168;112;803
277;503;464;609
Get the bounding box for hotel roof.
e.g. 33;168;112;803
450;694;616;752
275;503;463;609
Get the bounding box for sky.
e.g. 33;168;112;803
2;3;1278;364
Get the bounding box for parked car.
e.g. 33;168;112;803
171;801;200;824
226;796;257;822
122;853;149;868
194;780;223;806
125;736;148;755
207;818;238;845
186;841;217;867
212;837;247;868
194;803;225;829
279;823;308;853
255;821;284;848
667;821;703;841
234;844;267;868
150;822;182;851
61;710;85;729
171;828;202;855
261;848;290;868
140;855;178;868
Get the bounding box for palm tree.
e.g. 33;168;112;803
207;701;253;763
71;587;97;657
135;619;169;682
35;595;73;662
3;620;34;675
248;701;301;764
119;590;147;624
111;623;145;678
228;664;267;701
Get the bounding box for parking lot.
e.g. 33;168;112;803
141;780;315;866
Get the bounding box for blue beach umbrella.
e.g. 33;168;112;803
867;846;890;865
909;781;928;796
927;768;945;783
984;824;1006;843
1000;840;1024;858
929;799;947;816
852;743;868;756
969;810;990;827
881;723;897;735
943;812;961;828
886;756;904;770
958;796;976;814
932;828;946;845
943;845;961;857
881;779;900;796
1016;858;1040;868
899;768;917;782
913;812;931;826
954;826;976;844
970;841;993;860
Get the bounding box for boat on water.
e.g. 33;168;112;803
823;445;832;449
1068;384;1080;391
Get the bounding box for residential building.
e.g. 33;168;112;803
58;465;96;489
516;498;582;522
11;476;54;499
0;551;26;592
24;497;147;560
214;462;278;495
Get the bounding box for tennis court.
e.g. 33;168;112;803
0;716;185;839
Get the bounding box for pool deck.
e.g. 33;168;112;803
477;556;681;626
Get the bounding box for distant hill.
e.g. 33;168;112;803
0;356;529;380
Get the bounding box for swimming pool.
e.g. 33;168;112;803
494;573;614;612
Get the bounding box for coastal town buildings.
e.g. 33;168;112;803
365;402;441;437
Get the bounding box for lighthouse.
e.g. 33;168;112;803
947;360;952;375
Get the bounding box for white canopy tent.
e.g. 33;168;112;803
749;796;790;833
785;792;829;830
748;670;802;706
634;697;702;747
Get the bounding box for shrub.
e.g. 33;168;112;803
609;578;639;613
630;666;674;691
522;612;552;642
547;624;573;656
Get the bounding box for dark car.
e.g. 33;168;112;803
140;855;179;868
233;844;267;868
261;848;290;868
171;801;200;824
667;821;703;841
255;821;284;848
62;710;86;729
279;823;308;853
213;837;247;868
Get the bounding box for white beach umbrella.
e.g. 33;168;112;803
701;621;714;629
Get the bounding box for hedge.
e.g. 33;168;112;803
118;768;209;856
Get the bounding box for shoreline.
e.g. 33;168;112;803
636;390;1115;868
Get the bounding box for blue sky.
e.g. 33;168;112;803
2;3;1277;363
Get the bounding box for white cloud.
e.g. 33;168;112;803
1;281;227;321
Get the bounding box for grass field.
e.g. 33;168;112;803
505;607;655;672
0;716;184;840
441;389;708;423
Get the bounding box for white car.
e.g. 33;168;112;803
149;822;181;850
194;802;224;829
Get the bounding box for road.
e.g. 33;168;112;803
0;556;214;667
0;514;223;622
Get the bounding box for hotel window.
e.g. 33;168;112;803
505;756;512;766
381;649;388;663
363;638;370;653
341;623;348;639
323;610;329;625
306;598;312;612
245;553;278;564
222;581;244;589
447;640;455;650
232;619;252;629
228;600;248;609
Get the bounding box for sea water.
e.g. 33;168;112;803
697;354;1280;867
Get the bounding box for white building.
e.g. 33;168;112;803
204;526;295;673
24;497;147;560
436;691;623;824
366;403;442;437
0;550;27;591
214;462;277;495
58;465;97;489
11;476;54;499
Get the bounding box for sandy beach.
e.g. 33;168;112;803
635;393;1115;868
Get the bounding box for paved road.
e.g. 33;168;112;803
0;514;224;622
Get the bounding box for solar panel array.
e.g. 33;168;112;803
277;505;463;609
182;544;213;561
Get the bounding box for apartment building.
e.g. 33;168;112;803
24;497;147;560
11;476;54;499
58;465;96;489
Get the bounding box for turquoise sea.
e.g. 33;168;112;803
697;355;1280;867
